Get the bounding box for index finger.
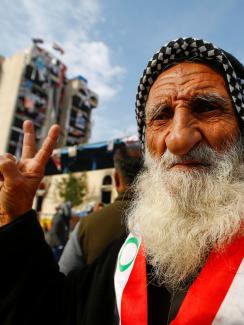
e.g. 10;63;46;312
21;120;37;160
34;125;60;165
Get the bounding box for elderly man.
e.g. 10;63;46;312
0;37;243;325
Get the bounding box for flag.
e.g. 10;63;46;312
32;38;44;44
53;42;65;55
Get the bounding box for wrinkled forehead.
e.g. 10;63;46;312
146;61;231;110
135;37;244;147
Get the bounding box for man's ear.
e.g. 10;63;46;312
114;170;120;190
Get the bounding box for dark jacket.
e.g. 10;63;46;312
0;211;120;325
0;211;187;325
78;190;132;264
47;211;70;247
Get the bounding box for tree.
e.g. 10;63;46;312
57;173;87;207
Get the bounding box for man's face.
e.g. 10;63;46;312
127;62;244;287
145;62;240;170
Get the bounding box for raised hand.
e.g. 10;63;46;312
0;120;60;226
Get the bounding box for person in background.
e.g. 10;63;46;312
42;221;49;241
47;202;72;261
59;144;142;274
92;201;104;212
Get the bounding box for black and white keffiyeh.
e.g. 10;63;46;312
135;37;244;146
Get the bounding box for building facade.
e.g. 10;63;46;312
58;76;98;147
37;168;117;226
0;45;98;157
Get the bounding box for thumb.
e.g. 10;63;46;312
0;155;22;184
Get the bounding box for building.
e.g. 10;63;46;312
0;43;101;219
0;46;66;157
0;45;98;157
38;168;117;224
58;76;98;147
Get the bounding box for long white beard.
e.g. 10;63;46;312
127;141;244;289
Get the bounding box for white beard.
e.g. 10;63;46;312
127;141;244;289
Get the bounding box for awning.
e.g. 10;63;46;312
45;135;139;175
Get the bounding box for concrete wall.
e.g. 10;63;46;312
0;50;28;153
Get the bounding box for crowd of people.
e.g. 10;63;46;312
0;36;244;324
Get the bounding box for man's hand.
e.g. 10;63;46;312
0;120;60;226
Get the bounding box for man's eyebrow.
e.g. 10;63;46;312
145;94;231;122
145;101;168;121
190;94;231;107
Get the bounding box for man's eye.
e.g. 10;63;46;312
194;103;219;114
154;108;173;120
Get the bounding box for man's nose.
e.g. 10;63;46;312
165;111;202;155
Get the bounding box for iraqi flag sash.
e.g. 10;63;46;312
114;233;147;325
114;234;244;325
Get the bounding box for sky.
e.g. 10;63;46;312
1;0;244;143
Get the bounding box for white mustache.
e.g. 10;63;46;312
149;145;218;170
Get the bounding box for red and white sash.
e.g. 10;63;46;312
114;233;244;325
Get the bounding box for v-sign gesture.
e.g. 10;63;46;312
0;120;60;226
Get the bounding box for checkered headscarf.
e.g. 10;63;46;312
135;37;244;146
